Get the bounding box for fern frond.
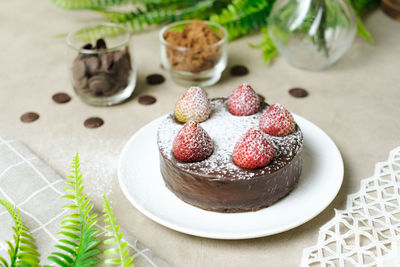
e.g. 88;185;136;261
355;15;372;41
349;0;379;42
50;0;130;10
102;195;133;267
47;153;100;267
0;199;40;267
210;0;271;40
100;0;215;32
249;26;277;62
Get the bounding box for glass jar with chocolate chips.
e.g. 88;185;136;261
67;24;136;106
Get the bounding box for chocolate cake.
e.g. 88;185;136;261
157;98;303;213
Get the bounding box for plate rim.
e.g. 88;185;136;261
118;114;344;239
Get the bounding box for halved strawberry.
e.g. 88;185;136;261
174;86;211;123
228;83;260;116
259;103;295;137
173;120;214;162
232;128;274;169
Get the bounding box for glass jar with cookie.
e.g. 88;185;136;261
67;24;136;106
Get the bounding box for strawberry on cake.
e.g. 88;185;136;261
157;84;303;212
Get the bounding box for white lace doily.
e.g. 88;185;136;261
301;146;400;266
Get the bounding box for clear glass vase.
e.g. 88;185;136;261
268;0;357;70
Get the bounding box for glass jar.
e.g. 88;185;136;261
66;24;136;106
268;0;357;70
159;20;228;87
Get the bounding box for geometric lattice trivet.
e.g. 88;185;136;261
301;146;400;266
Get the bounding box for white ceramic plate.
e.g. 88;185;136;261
118;114;343;239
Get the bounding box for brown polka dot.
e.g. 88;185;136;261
146;74;165;85
289;88;309;98
138;95;157;105
84;117;104;128
52;92;71;104
230;65;249;76
20;112;39;123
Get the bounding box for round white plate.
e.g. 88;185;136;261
118;114;343;239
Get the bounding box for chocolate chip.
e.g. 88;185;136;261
138;95;157;105
289;88;309;98
96;38;107;49
85;56;100;73
72;59;86;80
52;93;71;104
230;65;249;76
146;74;165;85
100;53;114;71
84;117;104;128
88;74;112;95
82;43;92;50
258;94;265;103
20;112;39;123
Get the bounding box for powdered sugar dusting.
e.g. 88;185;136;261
174;86;211;122
158;98;303;180
260;103;296;137
172;120;213;162
228;83;260;116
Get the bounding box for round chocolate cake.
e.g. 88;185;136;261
157;98;303;212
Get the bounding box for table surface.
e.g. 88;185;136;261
1;1;400;266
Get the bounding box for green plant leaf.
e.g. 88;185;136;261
47;153;100;267
102;195;133;267
210;0;272;40
0;199;40;267
249;26;278;62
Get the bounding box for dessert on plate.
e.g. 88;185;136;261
157;84;303;212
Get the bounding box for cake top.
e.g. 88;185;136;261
157;98;303;180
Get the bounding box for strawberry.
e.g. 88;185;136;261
173;120;214;162
259;103;296;137
232;128;274;169
174;86;211;123
228;83;260;116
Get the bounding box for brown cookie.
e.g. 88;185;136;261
20;112;39;123
230;65;249;76
96;38;107;49
138;95;157;105
146;74;165;85
289;88;308;98
82;43;93;50
52;93;71;104
88;74;112;95
85;56;100;74
84;117;104;128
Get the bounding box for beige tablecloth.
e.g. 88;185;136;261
0;1;400;266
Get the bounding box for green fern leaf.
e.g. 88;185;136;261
66;0;215;41
100;0;215;32
47;153;100;267
50;0;130;10
0;199;40;267
102;195;133;267
249;26;277;62
210;0;271;40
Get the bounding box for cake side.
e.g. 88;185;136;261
160;147;302;212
